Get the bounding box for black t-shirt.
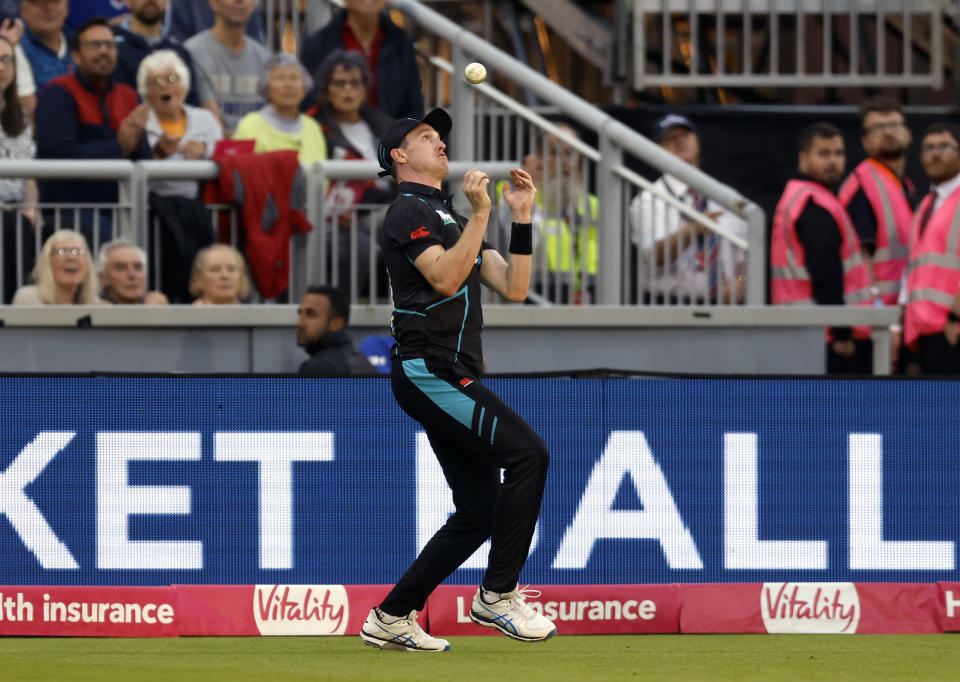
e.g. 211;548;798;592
377;182;492;375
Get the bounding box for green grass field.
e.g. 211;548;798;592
2;634;959;682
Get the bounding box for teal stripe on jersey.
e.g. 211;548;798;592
402;358;476;429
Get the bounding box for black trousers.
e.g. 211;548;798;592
826;339;874;375
379;356;550;616
917;332;960;375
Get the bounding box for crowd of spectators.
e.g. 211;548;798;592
0;1;957;378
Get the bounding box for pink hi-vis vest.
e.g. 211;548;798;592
771;179;874;340
903;185;960;350
838;160;913;304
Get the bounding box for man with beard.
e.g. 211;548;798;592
902;123;960;374
839;97;915;306
35;16;151;243
112;0;218;117
295;285;376;376
771;122;875;374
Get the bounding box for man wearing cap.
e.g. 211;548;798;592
359;108;556;652
629;113;747;304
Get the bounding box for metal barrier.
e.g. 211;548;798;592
399;0;765;306
0;159;515;306
633;0;947;89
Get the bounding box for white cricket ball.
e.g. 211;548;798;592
464;62;487;84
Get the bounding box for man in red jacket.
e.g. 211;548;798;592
35;16;151;244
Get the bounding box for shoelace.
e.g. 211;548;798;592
507;586;542;622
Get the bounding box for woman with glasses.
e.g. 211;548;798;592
0;34;38;303
232;53;327;166
138;49;222;199
307;49;393;299
12;229;100;304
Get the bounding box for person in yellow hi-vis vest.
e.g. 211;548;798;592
496;124;599;304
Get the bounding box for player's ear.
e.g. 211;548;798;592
390;148;407;166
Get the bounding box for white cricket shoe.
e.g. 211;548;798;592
359;608;451;652
469;585;558;641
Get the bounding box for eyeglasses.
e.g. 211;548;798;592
148;73;180;87
82;39;117;51
921;143;959;155
864;121;905;134
330;78;364;89
54;248;88;257
0;56;14;66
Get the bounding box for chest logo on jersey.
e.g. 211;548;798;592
459;378;474;387
436;210;457;225
410;226;430;239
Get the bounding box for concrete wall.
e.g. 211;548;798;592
0;305;898;375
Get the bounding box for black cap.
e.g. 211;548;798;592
376;108;453;178
653;113;696;142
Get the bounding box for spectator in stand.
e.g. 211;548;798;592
233;53;327;165
16;0;74;119
300;0;423;120
771;123;874;374
184;0;269;133
0;34;39;303
164;0;262;45
296;285;377;376
35;16;151;245
113;0;219;120
12;229;100;304
310;49;392;298
839;96;915;306
902;123;960;375
65;0;127;32
97;238;168;303
629;114;747;305
519;122;598;304
189;243;249;304
139;49;220;197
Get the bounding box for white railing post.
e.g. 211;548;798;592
305;162;326;291
449;41;477;214
597;128;623;304
744;203;765;306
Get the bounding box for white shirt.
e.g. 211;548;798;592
630;174;747;301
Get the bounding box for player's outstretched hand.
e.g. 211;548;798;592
502;168;537;223
462;168;491;214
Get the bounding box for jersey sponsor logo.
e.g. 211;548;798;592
459;378;473;387
435;210;457;225
410;226;430;239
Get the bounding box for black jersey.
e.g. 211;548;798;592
378;182;492;375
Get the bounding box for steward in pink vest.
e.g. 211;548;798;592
838;98;916;306
839;159;913;303
771;123;875;374
903;122;960;374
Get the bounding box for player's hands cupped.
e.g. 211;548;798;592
503;168;537;223
462;168;491;214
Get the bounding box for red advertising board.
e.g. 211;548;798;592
679;583;941;634
426;584;680;636
0;586;177;637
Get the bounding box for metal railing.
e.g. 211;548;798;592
0;159;516;305
395;0;766;305
633;0;946;89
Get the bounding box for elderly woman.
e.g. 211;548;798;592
189;244;251;305
139;49;222;198
12;230;100;304
233;53;327;166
